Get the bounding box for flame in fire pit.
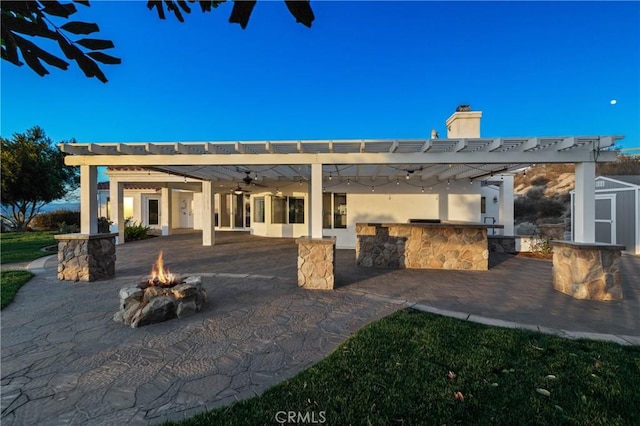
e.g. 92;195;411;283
149;251;178;286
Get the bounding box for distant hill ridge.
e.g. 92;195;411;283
514;155;640;197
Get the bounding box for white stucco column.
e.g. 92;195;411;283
109;180;125;244
161;186;172;236
438;194;449;221
574;162;596;243
310;163;323;239
202;181;215;246
499;175;514;236
80;165;98;234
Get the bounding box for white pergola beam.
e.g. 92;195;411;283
88;144;115;155
234;142;246;154
63;149;618;167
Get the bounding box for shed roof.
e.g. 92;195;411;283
598;175;640;187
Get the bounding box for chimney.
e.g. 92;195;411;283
445;105;482;138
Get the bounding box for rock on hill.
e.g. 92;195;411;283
514;164;575;197
514;155;640;197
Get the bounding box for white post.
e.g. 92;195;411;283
80;165;98;234
438;194;449;221
310;163;323;239
202;181;215;246
499;175;514;236
574;162;596;243
109;180;125;244
161;186;172;236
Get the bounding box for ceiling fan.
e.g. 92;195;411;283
242;171;254;185
240;170;267;188
232;184;250;195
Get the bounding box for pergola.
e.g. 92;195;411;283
61;135;621;246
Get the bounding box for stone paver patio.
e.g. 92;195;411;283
2;231;639;425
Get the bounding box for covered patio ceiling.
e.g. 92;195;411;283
61;136;621;188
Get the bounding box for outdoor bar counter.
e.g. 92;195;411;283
356;221;502;270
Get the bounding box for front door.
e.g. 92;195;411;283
595;194;616;244
179;194;194;228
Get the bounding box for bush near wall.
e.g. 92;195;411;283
31;210;80;231
124;218;152;242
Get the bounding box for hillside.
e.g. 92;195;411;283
513;154;639;227
514;154;640;197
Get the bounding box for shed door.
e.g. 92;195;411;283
595;194;616;244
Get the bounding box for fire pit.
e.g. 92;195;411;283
114;251;206;328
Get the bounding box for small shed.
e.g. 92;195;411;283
571;175;640;255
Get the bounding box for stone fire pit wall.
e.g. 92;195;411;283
356;223;490;270
296;236;336;290
551;240;625;301
55;233;117;281
114;276;205;328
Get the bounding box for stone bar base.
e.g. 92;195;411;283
488;235;516;254
296;237;336;290
356;223;489;270
551;241;625;301
55;233;117;282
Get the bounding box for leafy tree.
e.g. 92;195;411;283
1;0;314;83
1;127;80;231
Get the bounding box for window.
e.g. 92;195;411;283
148;199;159;225
333;193;347;228
322;193;347;229
481;196;486;214
253;197;265;223
289;197;305;224
271;196;287;224
322;193;332;228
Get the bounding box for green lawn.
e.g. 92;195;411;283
1;270;34;309
0;231;56;264
169;309;640;426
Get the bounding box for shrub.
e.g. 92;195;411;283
526;187;545;200
514;196;536;220
529;233;554;257
32;210;80;231
57;222;79;234
98;217;112;233
515;222;538;236
124;218;151;242
530;176;550;187
537;197;566;218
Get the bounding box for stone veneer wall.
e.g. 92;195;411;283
55;233;117;282
356;223;489;270
488;236;516;254
551;241;625;301
296;237;336;290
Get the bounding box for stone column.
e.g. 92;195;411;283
55;233;117;281
80;165;98;234
296;236;336;290
551;240;625;300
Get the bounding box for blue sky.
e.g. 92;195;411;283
2;1;639;152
